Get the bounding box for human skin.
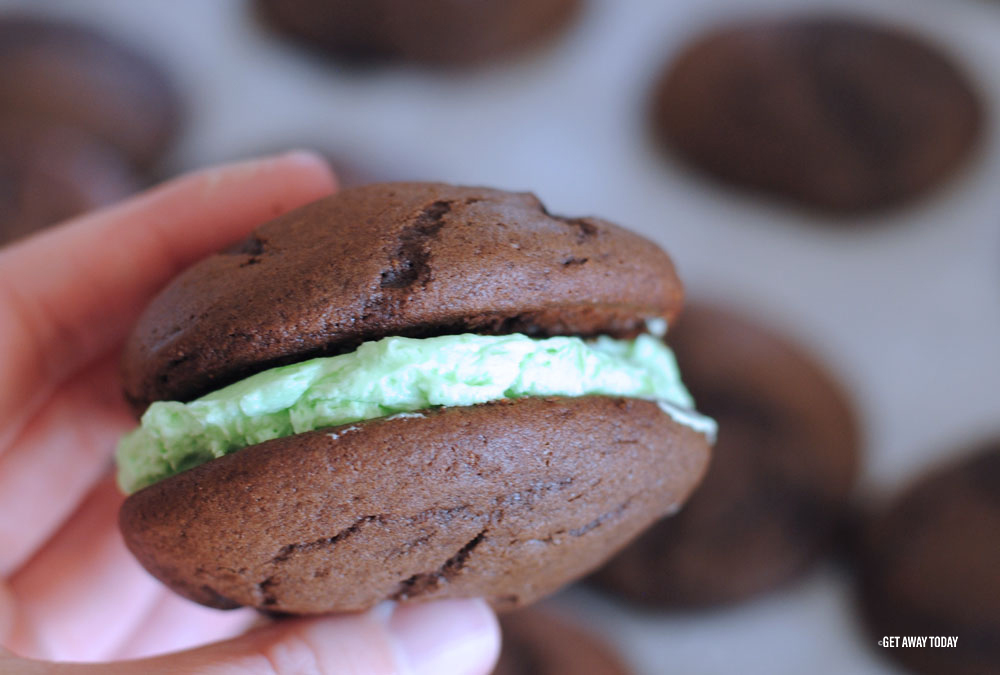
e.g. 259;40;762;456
0;152;499;674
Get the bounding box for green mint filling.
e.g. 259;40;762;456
117;332;708;494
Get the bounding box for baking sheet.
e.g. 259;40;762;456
7;0;1000;672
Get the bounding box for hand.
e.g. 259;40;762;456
0;153;500;674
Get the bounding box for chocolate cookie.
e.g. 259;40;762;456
494;607;630;675
117;182;714;614
593;304;860;607
122;183;684;411
255;0;581;65
0;120;139;245
651;18;983;214
122;396;709;613
0;15;181;168
858;442;1000;675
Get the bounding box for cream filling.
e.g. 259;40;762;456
116;332;715;493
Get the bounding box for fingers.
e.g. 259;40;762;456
77;599;499;675
6;477;163;662
381;600;500;675
1;599;499;675
0;152;336;447
0;356;130;576
112;593;257;661
4;471;500;673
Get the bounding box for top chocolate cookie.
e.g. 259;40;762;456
123;183;682;412
652;18;983;214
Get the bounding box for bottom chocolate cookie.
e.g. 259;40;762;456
858;442;1000;675
121;396;711;614
494;607;630;675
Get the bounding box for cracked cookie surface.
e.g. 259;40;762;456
121;182;682;413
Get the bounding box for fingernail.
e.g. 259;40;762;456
387;599;500;675
278;150;338;191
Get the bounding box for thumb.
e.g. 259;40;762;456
4;599;499;675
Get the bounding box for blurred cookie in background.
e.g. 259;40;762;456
857;441;1000;675
494;607;630;675
651;17;983;215
0;14;183;244
255;0;582;66
0;15;182;169
0;120;139;245
592;304;860;607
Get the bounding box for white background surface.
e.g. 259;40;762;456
8;0;1000;673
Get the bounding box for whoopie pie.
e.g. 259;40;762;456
117;182;715;613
